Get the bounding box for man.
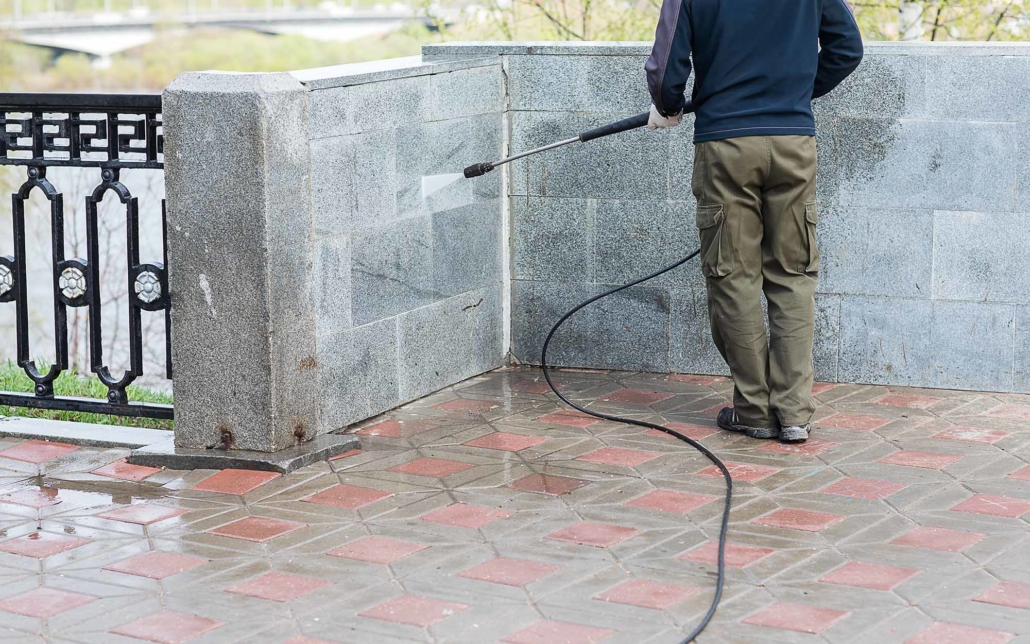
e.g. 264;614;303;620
645;0;863;442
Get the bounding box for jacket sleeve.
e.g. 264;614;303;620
813;0;864;99
645;0;692;117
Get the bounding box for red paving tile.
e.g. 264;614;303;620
432;399;498;413
284;638;337;644
326;536;428;564
951;494;1030;518
193;469;280;494
820;477;907;500
508;473;588;495
209;517;307;542
546;522;639;548
817;414;889;431
933;426;1010;444
357;419;437;438
0;587;96;618
421;503;510;529
359;595;468;626
388;457;475;478
594;579;700;610
97;504;189;526
667;373;723;386
536;410;601;428
226;571;332;602
600;389;676;405
679;541;774;568
464;432;548;451
459;557;559;586
624;490;718;514
819;561;919;590
759;438;839;457
577;447;660;467
702;403;725;416
103;551;209;579
301;484;393;509
110;610;223;644
743;602;848;634
329;449;362;461
974;581;1030;610
0;487;61;508
697;461;779;483
753;508;846;532
905;622;1014;644
0;532;91;558
879;450;963;470
503;620;615;644
891;526;986;552
654;422;719;440
1008;465;1030;481
0;440;80;463
92;459;162;482
987;404;1030;421
872;393;942;409
811;382;838;395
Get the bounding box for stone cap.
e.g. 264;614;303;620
290;55;499;90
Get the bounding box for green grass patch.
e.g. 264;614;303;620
0;361;173;430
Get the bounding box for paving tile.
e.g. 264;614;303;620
1008;465;1030;481
624;490;718;514
667;374;723;386
284;638;337;644
536;410;601;428
301;484;393;509
329;449;363;461
697;461;779;483
421;503;510;529
678;542;774;568
878;450;963;470
820;477;907;500
508;473;588;495
432;399;499;413
654;421;719;440
0;532;91;558
509;379;562;394
0;487;61;508
891;526;986;552
502;620;615;644
811;382;838;395
209;517;307;542
110;610;223;644
873;393;942;409
464;432;548;451
752;508;846;532
326;536;428;564
905;622;1014;644
359;595;468;626
192;469;281;494
388;457;475;478
577;447;660;467
593;579;700;610
97;504;189;526
459;557;559;586
0;587;96;618
357;419;437;438
818;561;920;590
951;494;1030;518
933;426;1010;443
226;571;332;602
599;389;676;405
817;414;889;431
974;580;1030;610
759;437;839;456
987;404;1030;421
92;459;162;482
742;602;849;634
0;440;80;463
545;522;639;548
103;551;209;579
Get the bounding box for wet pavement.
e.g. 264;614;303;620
0;366;1029;644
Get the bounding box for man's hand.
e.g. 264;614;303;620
646;104;682;130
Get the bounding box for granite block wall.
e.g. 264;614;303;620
426;41;1030;394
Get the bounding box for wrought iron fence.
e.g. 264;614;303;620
0;93;172;419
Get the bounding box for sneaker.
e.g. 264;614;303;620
779;423;811;443
716;407;778;439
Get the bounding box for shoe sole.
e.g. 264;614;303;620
779;427;810;443
744;427;780;439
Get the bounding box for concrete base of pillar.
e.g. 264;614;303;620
128;433;360;474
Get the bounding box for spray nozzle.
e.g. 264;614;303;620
463;162;494;179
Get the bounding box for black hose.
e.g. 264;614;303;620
540;247;732;644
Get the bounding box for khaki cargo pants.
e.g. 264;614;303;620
692;135;818;428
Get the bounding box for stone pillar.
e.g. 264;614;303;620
132;72;356;471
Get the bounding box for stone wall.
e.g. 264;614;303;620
426;41;1030;394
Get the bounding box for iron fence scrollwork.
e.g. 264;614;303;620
0;93;172;419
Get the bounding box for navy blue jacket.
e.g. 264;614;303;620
646;0;864;142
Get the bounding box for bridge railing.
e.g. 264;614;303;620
0;93;172;420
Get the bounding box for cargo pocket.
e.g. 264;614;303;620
696;204;733;277
802;201;820;273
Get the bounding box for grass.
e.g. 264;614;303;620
0;361;173;430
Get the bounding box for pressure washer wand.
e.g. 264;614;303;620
463;104;692;179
